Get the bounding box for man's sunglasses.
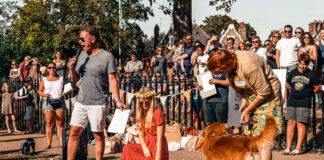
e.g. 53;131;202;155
79;38;85;42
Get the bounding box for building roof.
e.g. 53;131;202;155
192;24;211;45
219;24;243;43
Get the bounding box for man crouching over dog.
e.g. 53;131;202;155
204;49;283;160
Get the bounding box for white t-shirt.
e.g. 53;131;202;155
252;47;267;60
276;37;301;67
43;77;64;99
197;54;209;74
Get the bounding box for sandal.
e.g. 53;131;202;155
282;148;291;155
14;130;21;133
290;149;302;155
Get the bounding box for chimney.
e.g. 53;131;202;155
238;22;247;41
309;21;314;35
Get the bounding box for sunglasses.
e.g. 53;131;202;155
79;37;85;42
295;31;302;34
48;67;56;70
265;43;271;46
139;100;151;106
284;30;292;33
304;36;310;39
273;35;280;39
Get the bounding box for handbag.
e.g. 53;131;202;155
48;97;63;105
104;134;123;154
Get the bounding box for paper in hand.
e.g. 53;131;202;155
108;109;131;134
63;83;73;95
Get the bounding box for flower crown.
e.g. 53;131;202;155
135;88;156;99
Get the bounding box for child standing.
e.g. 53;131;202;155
1;83;21;133
196;45;209;74
284;54;321;155
15;82;37;134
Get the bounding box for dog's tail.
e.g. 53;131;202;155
253;116;278;149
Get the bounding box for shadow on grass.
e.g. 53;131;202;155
0;153;60;160
0;136;44;143
0;149;21;154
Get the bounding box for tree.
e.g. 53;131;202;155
200;15;238;35
200;14;257;42
0;0;153;77
149;0;237;40
153;24;160;49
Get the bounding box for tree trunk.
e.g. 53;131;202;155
172;0;192;41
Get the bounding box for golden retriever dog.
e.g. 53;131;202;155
196;117;278;160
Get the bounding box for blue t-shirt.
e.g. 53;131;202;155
182;46;195;67
206;74;229;103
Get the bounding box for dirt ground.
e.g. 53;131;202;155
1;130;324;160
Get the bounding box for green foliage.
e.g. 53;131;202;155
209;0;237;13
200;14;257;42
0;0;152;77
200;15;239;35
149;0;237;14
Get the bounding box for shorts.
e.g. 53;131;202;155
285;107;310;123
204;102;228;123
70;102;107;132
24;106;34;120
42;98;66;111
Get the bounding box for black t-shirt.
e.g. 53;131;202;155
287;68;320;108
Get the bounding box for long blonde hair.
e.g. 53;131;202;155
135;87;156;131
1;82;10;93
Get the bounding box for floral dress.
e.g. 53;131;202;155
2;93;14;115
230;75;283;136
226;51;284;137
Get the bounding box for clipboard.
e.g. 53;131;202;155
195;71;217;99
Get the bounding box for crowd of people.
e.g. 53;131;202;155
1;24;324;159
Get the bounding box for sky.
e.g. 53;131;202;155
3;0;324;42
138;0;324;42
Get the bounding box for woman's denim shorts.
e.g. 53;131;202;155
42;98;66;111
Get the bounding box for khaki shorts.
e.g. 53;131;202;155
70;102;107;132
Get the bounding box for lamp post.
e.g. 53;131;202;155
119;0;122;65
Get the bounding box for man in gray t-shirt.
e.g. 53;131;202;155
75;49;116;105
67;26;126;160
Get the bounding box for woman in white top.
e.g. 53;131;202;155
298;32;318;70
38;62;66;149
9;60;20;81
